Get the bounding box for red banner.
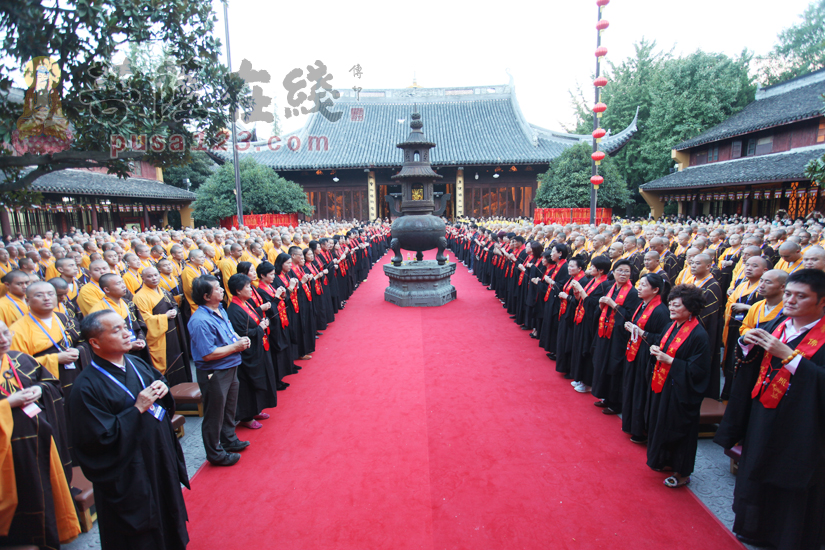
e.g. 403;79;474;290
220;213;300;230
534;208;612;225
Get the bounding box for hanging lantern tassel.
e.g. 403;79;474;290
591;174;604;189
592;151;606;165
593;102;607;118
593;127;606;143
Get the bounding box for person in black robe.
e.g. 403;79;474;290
69;309;189;550
256;261;296;389
317;239;340;315
553;256;588;377
0;322;81;549
691;253;723;399
569;256;612;392
272;252;307;366
290;246;317;357
309;243;335;326
591;259;640;414
714;268;825;550
524;242;547;335
539;244;571;359
226;273;278;429
620;273;671;443
303;248;329;332
646;284;711;488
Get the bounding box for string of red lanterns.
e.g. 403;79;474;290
589;0;610;206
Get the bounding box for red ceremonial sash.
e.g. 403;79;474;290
559;271;585;317
231;296;269;351
292;267;313;301
574;275;607;325
544;260;567;301
307;263;323;293
278;273;299;313
651;317;699;393
259;282;288;328
598;281;632;337
626;296;662;361
751;316;825;408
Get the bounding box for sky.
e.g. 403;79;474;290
210;0;814;138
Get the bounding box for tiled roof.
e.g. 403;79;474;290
676;69;825;150
26;169;196;200
640;145;825;190
214;84;638;171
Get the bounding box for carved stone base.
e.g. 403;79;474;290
383;260;457;307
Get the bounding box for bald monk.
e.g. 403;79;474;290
219;244;243;298
122;253;144;295
132;267;191;386
739;269;788;336
802;245;825;271
181;249;209;315
692;253;724;399
76;260;111;316
88;273;149;361
0;271;29;327
775;241;803;275
55;257;80;303
157;259;184;307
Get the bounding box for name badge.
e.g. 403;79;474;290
22;403;41;418
64;362;76;370
148;403;166;422
128;329;137;342
734;313;745;321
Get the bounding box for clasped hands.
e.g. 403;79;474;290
742;328;793;358
6;385;42;408
134;380;168;413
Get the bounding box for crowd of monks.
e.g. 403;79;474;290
449;215;825;550
0;220;390;549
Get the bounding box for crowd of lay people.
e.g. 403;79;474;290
0;220;389;550
449;214;825;550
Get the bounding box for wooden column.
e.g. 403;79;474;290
0;208;11;238
162;210;169;228
180;203;194;228
456;168;464;218
90;204;99;231
143;206;151;229
368;171;377;221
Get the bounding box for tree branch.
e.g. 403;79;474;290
0;150;144;168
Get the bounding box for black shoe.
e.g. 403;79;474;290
225;440;251;452
520;325;530;330
735;535;770;547
594;400;608;408
629;436;647;444
315;335;320;339
277;382;290;390
530;334;539;339
563;373;573;379
546;353;556;360
209;452;241;466
316;331;324;335
602;408;619;415
509;315;516;319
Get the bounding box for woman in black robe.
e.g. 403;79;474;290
620;273;671;443
554;255;588;377
646;284;711;487
316;239;340;315
309;242;335;326
226;273;278;429
524;242;547;334
271;253;306;367
592;259;640;414
255;261;296;389
304;247;330;332
539;244;571;359
0;321;80;549
290;250;317;357
569;256;612;392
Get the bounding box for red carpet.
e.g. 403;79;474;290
183;251;743;550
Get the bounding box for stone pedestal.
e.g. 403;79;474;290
383;260;456;307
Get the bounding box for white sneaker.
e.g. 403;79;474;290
574;384;591;393
571;380;580;387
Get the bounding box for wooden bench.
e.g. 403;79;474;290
71;466;96;532
170;382;202;417
698;397;727;438
171;413;186;438
725;445;743;475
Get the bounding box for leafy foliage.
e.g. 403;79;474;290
163;151;216;191
535;142;631;209
0;0;254;192
193;158;313;226
758;0;825;86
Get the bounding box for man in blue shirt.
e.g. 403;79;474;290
188;275;250;466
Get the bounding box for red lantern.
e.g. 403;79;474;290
592;127;606;141
595;46;608;58
596;0;610;6
593;102;607;118
592;151;606;165
590;175;604;187
594;76;608;88
596;19;610;31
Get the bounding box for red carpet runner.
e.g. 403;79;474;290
184;251;743;550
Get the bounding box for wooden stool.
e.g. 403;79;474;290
71;466;96;532
725;445;743;475
698;398;727;438
171;413;186;438
170;382;202;417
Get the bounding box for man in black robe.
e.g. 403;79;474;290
69;309;189;550
691;253;723;399
715;269;825;550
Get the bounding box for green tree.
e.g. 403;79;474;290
758;0;825;86
639;50;755;183
193;158;313;226
163;151;216;191
535;142;631;209
0;0;253;192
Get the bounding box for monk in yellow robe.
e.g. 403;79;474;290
76;260;110;316
219;244;243;297
0;320;80;549
87;273;149;359
0;271;29;327
132;267;190;386
122;254;144;295
181;249;209;314
157;259;184;307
